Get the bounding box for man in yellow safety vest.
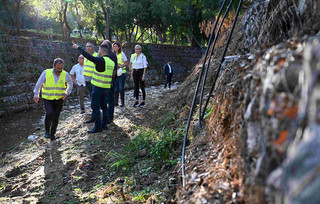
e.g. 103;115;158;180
33;58;73;140
83;42;98;123
72;43;115;133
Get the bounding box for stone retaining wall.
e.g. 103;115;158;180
0;35;203;115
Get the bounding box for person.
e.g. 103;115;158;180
101;40;118;124
70;54;86;114
164;59;174;89
33;58;73;140
112;42;128;107
72;43;115;133
83;42;98;123
130;44;148;107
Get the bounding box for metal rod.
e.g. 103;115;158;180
201;0;243;119
198;0;235;128
181;0;229;188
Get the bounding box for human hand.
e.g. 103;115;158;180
142;76;145;81
72;43;79;49
33;97;39;103
62;94;68;100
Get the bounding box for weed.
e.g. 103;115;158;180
0;183;5;191
203;107;213;119
159;112;175;127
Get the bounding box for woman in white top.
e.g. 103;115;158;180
130;44;148;107
112;42;128;107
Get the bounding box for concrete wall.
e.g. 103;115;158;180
0;35;203;115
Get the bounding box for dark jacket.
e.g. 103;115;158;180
164;63;173;76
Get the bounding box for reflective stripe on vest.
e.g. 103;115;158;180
84;52;98;77
117;52;126;74
42;69;66;100
91;57;114;88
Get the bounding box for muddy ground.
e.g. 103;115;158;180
0;84;185;203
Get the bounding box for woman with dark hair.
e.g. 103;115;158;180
112;42;128;107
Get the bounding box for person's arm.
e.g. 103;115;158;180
63;73;73;100
142;54;147;81
72;43;106;72
33;70;46;103
70;66;77;85
122;52;128;68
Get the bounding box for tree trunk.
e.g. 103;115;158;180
2;0;15;28
75;0;83;38
63;2;72;38
105;0;110;40
14;0;21;34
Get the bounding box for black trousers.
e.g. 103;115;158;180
43;98;63;136
133;69;146;101
165;73;173;88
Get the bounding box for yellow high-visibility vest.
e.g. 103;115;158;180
84;52;98;77
42;69;66;100
117;52;126;74
91;57;114;88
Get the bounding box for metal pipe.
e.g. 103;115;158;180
181;0;229;188
198;0;235;128
201;0;243;119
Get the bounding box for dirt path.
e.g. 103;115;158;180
0;84;181;203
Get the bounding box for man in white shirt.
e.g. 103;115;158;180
70;54;86;113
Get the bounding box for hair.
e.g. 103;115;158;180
100;44;111;54
53;58;64;66
112;42;122;54
86;42;94;47
135;44;142;50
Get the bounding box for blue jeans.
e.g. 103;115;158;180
105;86;114;121
85;81;93;98
114;74;126;94
91;85;110;128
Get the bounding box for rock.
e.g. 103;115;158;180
27;135;39;141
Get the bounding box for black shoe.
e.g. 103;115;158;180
120;103;124;107
102;125;108;131
50;135;57;141
115;103;119;107
81;110;85;114
45;131;50;139
85;117;95;123
138;102;145;107
88;127;102;133
133;101;139;107
107;119;113;124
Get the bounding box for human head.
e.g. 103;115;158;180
168;59;172;64
101;40;112;48
78;54;84;65
134;44;142;54
112;42;122;54
98;44;111;56
86;42;95;54
53;58;64;75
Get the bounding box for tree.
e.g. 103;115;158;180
1;0;23;34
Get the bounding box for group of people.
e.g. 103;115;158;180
33;41;158;140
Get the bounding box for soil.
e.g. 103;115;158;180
0;84;184;203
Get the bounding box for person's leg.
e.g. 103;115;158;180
107;86;115;123
133;70;140;106
85;82;95;122
119;74;126;106
101;88;110;130
90;85;102;132
139;69;146;101
78;85;85;112
43;99;54;138
168;73;173;88
85;81;93;98
165;75;169;88
114;77;120;106
50;99;64;139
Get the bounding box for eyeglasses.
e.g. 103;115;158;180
79;57;84;59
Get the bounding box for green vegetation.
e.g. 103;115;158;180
0;0;232;46
107;124;184;173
